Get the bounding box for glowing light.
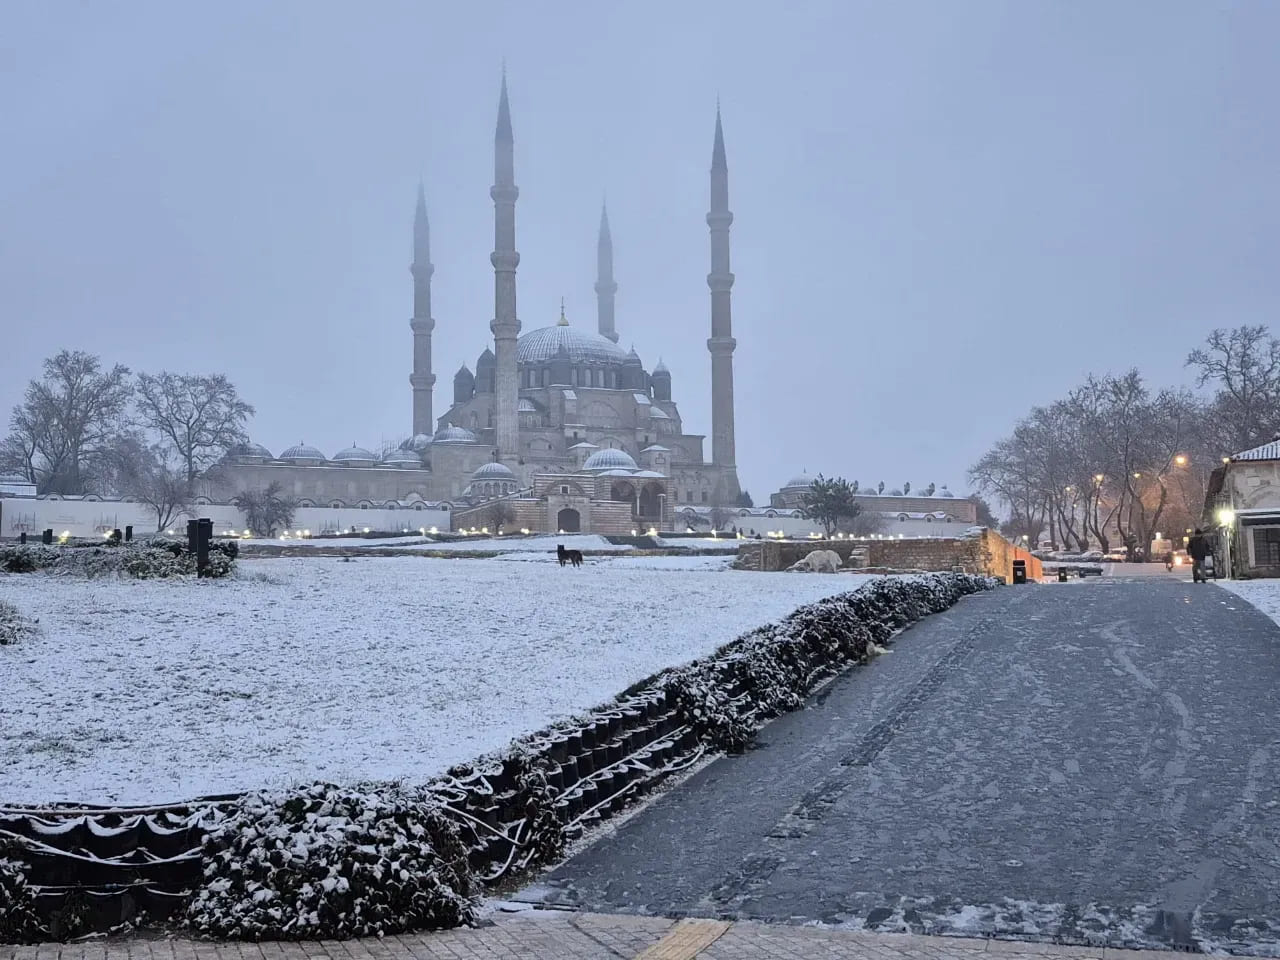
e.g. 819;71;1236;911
103;532;111;538
363;527;370;533
1133;472;1141;479
631;529;638;536
1094;474;1104;483
481;527;490;534
1175;455;1187;466
1223;457;1231;464
166;529;174;535
303;530;310;537
1218;507;1235;526
647;527;658;537
419;528;426;535
520;528;530;535
430;527;438;534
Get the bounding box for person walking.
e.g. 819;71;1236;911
1187;528;1210;583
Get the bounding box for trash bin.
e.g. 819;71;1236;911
1058;567;1068;582
1012;559;1027;585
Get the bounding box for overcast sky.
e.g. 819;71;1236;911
2;1;1277;499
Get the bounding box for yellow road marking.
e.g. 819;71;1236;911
634;918;732;959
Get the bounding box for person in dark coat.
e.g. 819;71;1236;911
1187;528;1210;583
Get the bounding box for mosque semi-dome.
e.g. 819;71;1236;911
279;443;327;463
783;473;814;489
434;425;478;444
401;433;433;452
516;324;630;365
582;448;639;472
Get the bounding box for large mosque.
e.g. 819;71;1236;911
206;76;740;534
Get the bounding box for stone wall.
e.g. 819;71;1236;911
737;529;1041;582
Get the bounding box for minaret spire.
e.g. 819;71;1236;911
490;69;521;464
409;180;436;437
595;202;618;343
707;103;739;493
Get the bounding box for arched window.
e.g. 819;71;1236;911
329;500;345;509
898;514;908;522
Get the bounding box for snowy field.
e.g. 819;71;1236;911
1217;578;1280;628
0;556;866;805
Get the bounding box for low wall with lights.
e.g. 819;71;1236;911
0;498;451;541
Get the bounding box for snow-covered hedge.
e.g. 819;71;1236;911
186;783;475;940
655;573;990;752
0;847;43;943
0;539;237;580
0;600;33;646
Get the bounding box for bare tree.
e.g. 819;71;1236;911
1187;325;1280;454
135;372;255;483
3;350;133;494
233;482;297;537
480;500;515;533
121;443;192;531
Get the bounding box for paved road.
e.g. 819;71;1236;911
520;581;1280;954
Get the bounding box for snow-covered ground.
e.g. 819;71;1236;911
1217;578;1280;627
0;556;868;805
387;534;635;553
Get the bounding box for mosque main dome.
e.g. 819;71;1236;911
516;324;629;365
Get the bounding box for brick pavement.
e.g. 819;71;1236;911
2;910;1206;960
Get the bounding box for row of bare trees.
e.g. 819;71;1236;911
1;350;254;529
970;326;1280;554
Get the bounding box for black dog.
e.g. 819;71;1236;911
556;543;583;567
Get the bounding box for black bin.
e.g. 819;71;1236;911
1012;559;1027;585
1058;568;1068;582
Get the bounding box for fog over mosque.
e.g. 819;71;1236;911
210;74;741;535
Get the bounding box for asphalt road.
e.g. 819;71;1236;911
519;580;1280;953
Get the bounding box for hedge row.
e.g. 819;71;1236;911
0;538;238;579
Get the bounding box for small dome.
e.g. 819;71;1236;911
434;425;478;444
598;468;637;477
517;398;538;413
632;469;665;478
939;487;956;498
228;442;273;460
888;488;904;497
280;443;326;463
784;473;814;489
653;358;670;375
583;448;639;472
641;444;670;452
383;449;423;467
401;433;433;452
333;444;377;464
648;406;671;419
472;461;516;480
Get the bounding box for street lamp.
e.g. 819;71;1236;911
1174;455;1187;466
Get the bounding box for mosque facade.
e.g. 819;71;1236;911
205;76;740;534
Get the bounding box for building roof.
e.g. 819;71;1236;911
401;433;433;452
516;324;629;365
332;444;377;464
382;449;423;467
583;448;639;472
1232;438;1280;462
279;443;326;462
568;441;599;451
783;472;814;489
649;406;671;419
434;425;478;444
641;444;671;452
472;461;516;480
228;442;273;460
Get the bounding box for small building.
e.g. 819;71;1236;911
1205;437;1280;578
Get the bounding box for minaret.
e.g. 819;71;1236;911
409;182;436;437
707;105;738;483
490;71;521;463
595;203;618;343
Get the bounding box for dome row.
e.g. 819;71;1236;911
781;473;958;498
